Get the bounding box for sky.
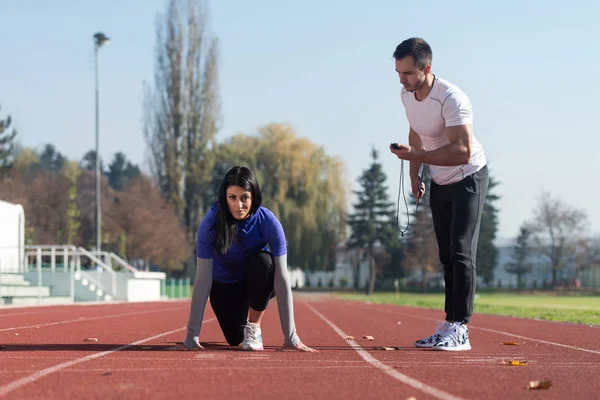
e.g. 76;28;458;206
1;0;599;242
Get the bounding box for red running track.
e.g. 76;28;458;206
0;293;598;399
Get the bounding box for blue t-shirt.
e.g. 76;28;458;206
196;202;287;283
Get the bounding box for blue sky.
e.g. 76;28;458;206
1;0;599;241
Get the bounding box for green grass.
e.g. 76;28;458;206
337;292;600;326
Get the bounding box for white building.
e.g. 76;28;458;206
0;200;25;272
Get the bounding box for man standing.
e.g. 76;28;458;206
389;37;488;351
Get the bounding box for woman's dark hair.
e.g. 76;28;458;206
392;37;432;70
213;166;262;254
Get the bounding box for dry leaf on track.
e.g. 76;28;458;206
501;341;521;345
527;380;552;390
345;336;355;340
508;360;527;367
362;336;374;341
84;338;99;342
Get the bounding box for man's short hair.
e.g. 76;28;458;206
393;38;432;70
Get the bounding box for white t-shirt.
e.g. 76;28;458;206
401;76;487;185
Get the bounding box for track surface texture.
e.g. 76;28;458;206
1;293;598;399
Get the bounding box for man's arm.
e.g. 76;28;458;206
421;124;472;166
408;127;423;180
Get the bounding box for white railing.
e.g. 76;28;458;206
76;247;117;298
19;245;117;300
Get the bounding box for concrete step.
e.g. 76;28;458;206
0;285;50;297
0;274;30;286
2;296;73;306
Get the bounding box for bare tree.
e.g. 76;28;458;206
143;0;220;273
529;192;588;287
575;236;600;272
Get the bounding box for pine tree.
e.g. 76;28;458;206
347;148;397;295
402;166;440;292
0;104;18;174
505;225;534;289
477;173;500;285
107;152;141;190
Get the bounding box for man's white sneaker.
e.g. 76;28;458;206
415;321;453;348
433;322;471;351
242;322;263;351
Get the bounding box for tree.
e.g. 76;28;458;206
106;176;190;270
106;152;141;190
575;236;600;273
529;192;588;287
477;173;500;285
0;104;18;174
207;124;347;271
79;150;104;173
62;161;81;244
12;146;40;173
143;0;220;268
347;148;397;295
504;224;534;289
402;166;440;292
38;144;65;172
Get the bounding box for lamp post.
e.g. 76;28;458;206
94;32;109;254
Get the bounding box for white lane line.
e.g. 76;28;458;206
345;302;600;355
473;326;600;355
0;306;187;332
0;312;41;317
305;303;464;400
0;366;380;373
0;318;215;397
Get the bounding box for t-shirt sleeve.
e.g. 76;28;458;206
262;211;287;257
442;91;473;127
196;207;217;259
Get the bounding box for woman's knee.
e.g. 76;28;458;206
248;251;273;271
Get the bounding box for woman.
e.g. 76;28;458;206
178;166;316;352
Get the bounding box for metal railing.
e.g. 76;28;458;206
20;245;118;300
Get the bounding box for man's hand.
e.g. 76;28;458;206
389;143;425;162
277;340;318;352
411;177;425;199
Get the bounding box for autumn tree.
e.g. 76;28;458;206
207;123;347;272
106;176;190;270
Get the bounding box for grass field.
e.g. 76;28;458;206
337;292;600;326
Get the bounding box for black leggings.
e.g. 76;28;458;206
209;251;275;346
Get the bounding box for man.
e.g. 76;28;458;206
389;37;488;351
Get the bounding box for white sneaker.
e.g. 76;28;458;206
415;321;453;348
242;322;263;351
433;322;471;351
